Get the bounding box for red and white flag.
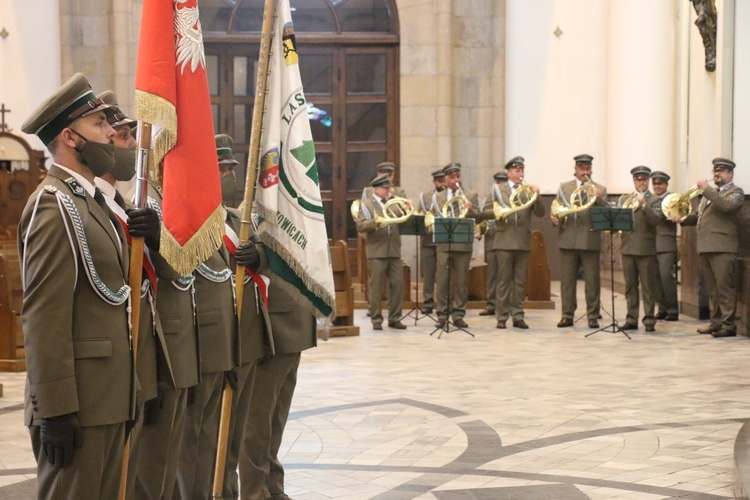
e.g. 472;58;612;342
134;0;224;275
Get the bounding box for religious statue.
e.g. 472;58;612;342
691;0;717;72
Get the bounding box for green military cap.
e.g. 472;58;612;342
494;171;508;181
650;170;670;181
431;169;445;179
630;165;651;178
371;173;392;187
97;90;136;129
376;161;396;173
443;162;461;175
712;157;736;170
215;134;239;165
574;154;594;164
504;156;525;170
22;72;113;146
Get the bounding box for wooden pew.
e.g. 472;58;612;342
318;240;359;338
0;247;26;371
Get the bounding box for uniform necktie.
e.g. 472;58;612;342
93;188;108;209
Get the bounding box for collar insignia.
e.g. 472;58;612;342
64;177;86;199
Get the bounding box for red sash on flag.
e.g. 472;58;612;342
223;223;269;309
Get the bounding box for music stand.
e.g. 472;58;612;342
399;215;434;324
586;207;633;339
429;217;476;338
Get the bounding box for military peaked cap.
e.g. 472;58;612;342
376;161;396;173
504;156;525;170
650;171;670;181
712;157;736;170
371;173;392;187
573;154;594;164
98;90;136;129
630;166;651;177
215;134;239;165
443;162;461;175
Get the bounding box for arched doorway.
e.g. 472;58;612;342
202;0;400;265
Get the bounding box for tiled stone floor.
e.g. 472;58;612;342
2;282;750;499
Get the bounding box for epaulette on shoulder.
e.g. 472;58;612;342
63;177;86;199
43;185;58;195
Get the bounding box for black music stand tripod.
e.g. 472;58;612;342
399;215;435;324
429;217;475;339
586;207;633;339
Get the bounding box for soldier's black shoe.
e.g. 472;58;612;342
454;318;469;328
421;307;433;314
436;319;447;329
621;322;638;331
697;324;720;334
388;321;407;330
373;324;383;331
645;324;656;332
712;329;736;338
588;319;600;328
479;309;495;316
496;320;506;329
513;320;529;329
557;318;573;328
665;314;679;321
655;311;667;320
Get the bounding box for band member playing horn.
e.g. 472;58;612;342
680;158;744;338
551;154;608;329
479;171;508;316
433;162;480;329
418;169;446;314
356;174;407;330
483;157;545;329
618;166;662;332
362;161;406;200
649;171;679;322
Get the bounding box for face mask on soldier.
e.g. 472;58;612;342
111;146;137;181
70;129;116;177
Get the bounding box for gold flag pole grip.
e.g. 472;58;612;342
212;0;278;497
118;120;152;499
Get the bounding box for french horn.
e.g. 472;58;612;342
374;197;414;229
493;183;538;220
621;192;643;212
661;184;701;222
551;176;597;218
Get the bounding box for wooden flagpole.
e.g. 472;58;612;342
212;0;278;496
118;121;152;499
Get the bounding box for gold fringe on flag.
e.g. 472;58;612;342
135;90;177;179
159;205;227;276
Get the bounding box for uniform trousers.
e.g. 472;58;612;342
656;251;679;316
699;252;738;331
485;248;498;312
622;254;660;326
222;360;258;499
560;249;601;321
495;249;529;322
133;383;189;499
436;249;471;321
367;257;404;325
31;422;125;500
421;245;437;309
240;352;301;499
173;371;224;499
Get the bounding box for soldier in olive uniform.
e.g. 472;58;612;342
418;169;445;314
219;134;275;498
175;212;239;497
18;73;136;499
483;157;545;329
479;170;508;316
238;252;317;500
681;158;745;337
618;166;662;332
361;161;406;200
551;154;608;328
433;162;480;329
356;174;407;330
649;171;679;321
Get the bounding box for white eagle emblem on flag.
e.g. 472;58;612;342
174;0;206;74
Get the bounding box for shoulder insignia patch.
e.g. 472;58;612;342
64;177;86;199
730;192;743;200
43;185;58;194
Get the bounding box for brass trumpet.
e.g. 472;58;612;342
551;177;597;218
661;184;701;222
374;197;414;229
493;183;538;220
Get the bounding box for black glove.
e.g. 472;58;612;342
235;241;260;272
125;404;140;440
225;368;239;391
40;413;82;468
126;207;161;251
142;387;164;426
